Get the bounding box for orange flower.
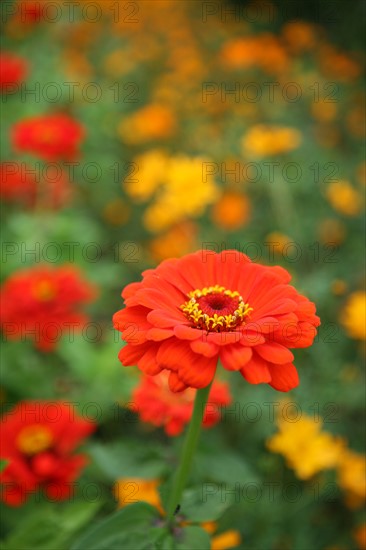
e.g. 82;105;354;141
148;222;197;262
131;372;231;436
12;113;85;161
118;104;176;144
114;478;164;515
0;52;28;91
113;250;320;392
0;265;96;351
211;192;251;231
0;401;95;506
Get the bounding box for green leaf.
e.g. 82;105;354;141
178;486;234;523
2;501;101;550
0;459;8;473
175;526;210;550
196;449;259;485
71;502;163;550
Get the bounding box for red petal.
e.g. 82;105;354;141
220;344;252;371
255;343;294;364
268;362;299;392
168;371;189;393
190;339;219;358
240;354;272;384
174;325;202;340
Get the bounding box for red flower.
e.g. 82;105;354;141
15;1;44;24
0;163;37;206
0;52;28;91
0;265;97;351
0;163;71;209
0;401;95;506
131;372;232;436
113;250;320;392
12;114;85;161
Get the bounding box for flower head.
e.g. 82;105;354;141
114;477;164;514
113;250;320;392
131;372;231;436
0;52;28;91
12;113;85;161
0;401;96;505
0;265;97;351
340;291;366;340
266;411;345;479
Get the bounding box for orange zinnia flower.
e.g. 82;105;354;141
12;113;85;161
113;250;320;392
0;265;97;351
0;401;96;506
131;372;231;436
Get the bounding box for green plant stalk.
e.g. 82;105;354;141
166;381;213;522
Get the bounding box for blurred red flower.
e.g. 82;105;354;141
12;114;85;161
15;1;44;24
0;401;96;506
0;163;72;209
113;250;320;392
0;52;28;91
0;265;97;351
131;372;232;436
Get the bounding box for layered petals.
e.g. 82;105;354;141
114;250;320;392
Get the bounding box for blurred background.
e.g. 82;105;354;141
0;0;365;549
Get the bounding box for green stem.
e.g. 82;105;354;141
167;382;212;522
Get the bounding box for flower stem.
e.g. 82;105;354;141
167;381;212;522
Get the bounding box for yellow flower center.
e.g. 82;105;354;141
32;279;56;301
181;285;252;332
17;424;54;455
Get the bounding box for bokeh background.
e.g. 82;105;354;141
0;0;365;549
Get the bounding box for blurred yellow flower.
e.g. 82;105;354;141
267;412;345;479
143;155;219;232
114;477;164;515
242;125;302;157
326;181;363;216
118;104;176;144
211;192;251;231
340;292;366;340
124;150;168;201
337;450;366;507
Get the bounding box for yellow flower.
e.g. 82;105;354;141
340;291;366;340
326;181;363;216
337;450;366;507
211;192;251;231
124;150;168;202
267;411;345;479
143;155;219;232
242;125;302;157
114;478;164;515
211;530;241;550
